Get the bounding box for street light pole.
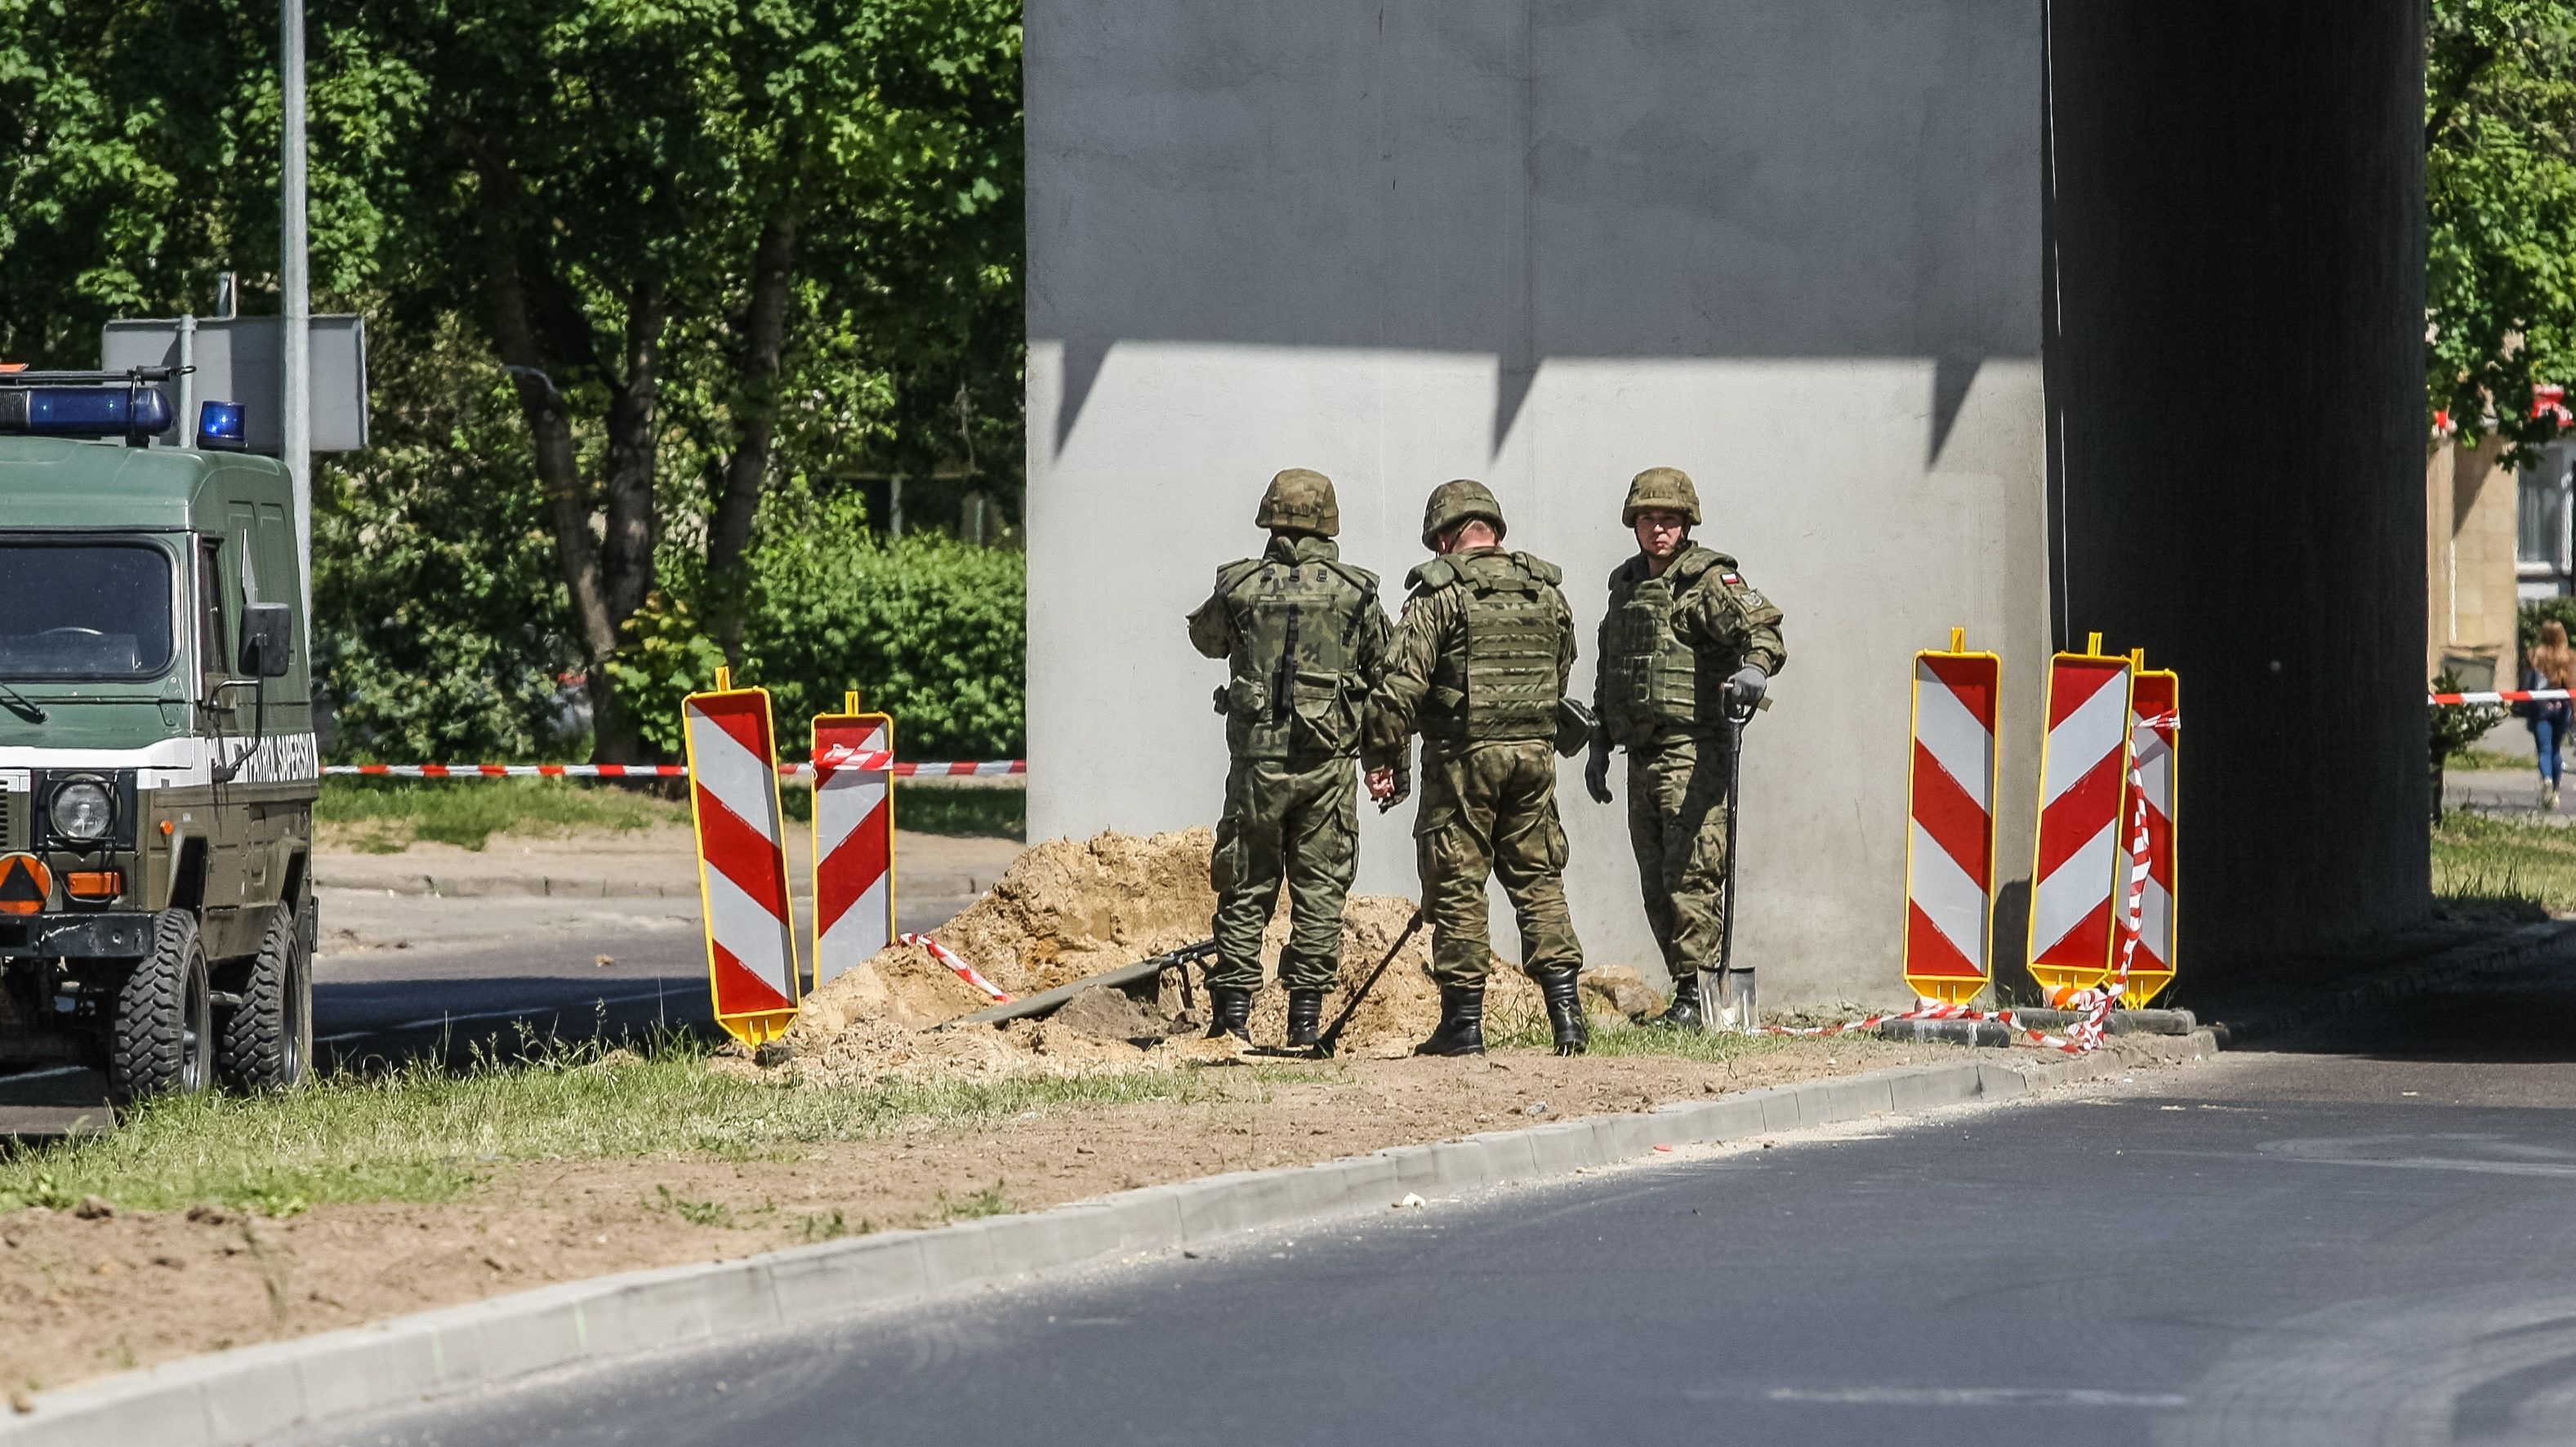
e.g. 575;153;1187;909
280;0;312;617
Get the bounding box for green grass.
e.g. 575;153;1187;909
2448;746;2538;772
2432;811;2566;919
318;777;687;852
319;776;1024;850
1485;1006;1835;1063
889;786;1024;839
0;1033;1267;1218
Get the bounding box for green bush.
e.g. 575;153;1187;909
315;322;584;764
608;484;1026;762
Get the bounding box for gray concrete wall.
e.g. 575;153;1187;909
1026;1;2051;1005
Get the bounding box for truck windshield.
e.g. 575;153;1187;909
0;542;176;679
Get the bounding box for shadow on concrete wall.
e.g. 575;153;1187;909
1030;0;2043;457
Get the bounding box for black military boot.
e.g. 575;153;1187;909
1205;986;1254;1043
1652;972;1704;1031
1414;986;1485;1057
1539;966;1588;1056
1285;988;1326;1049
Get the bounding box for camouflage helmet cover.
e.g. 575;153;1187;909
1256;468;1340;537
1622;466;1702;526
1421;478;1508;549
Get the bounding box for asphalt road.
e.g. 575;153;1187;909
300;949;2576;1447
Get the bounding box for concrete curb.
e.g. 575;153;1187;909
314;872;696;901
0;1036;2215;1447
2212;919;2576;1045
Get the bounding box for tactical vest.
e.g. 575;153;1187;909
1418;551;1564;743
1600;547;1730;746
1214;554;1378;759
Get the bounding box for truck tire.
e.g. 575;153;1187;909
219;906;313;1092
107;910;213;1106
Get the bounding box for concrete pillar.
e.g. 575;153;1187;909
1027;0;2049;1007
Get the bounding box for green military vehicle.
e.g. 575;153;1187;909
0;368;317;1104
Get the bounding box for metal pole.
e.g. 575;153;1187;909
175;314;196;445
280;0;312;617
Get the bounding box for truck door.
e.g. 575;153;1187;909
194;532;242;948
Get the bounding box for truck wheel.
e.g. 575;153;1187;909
107;910;213;1106
219;906;312;1092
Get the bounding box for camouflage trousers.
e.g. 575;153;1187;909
1415;740;1584;987
1210;755;1359;992
1624;733;1733;980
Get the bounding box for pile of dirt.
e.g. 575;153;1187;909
770;829;1558;1082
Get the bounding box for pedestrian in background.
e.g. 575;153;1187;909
2524;619;2576;811
1187;470;1394;1047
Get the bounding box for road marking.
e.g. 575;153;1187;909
1741;1387;2190;1409
316;989;684;1045
0;1066;84;1083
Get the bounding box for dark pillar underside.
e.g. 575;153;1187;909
2048;0;2431;983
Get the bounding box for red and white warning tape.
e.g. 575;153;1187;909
2431;689;2566;706
899;932;1014;1003
1761;713;2174;1055
323;760;1027;779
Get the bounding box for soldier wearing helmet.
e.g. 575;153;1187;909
1361;479;1591;1057
1186;469;1395;1047
1584;467;1786;1029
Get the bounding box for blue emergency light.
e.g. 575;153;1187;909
197;400;247;451
0;367;179;447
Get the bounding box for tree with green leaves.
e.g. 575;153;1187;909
2427;0;2576;459
357;0;1020;759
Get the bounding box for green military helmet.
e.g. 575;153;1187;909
1621;466;1702;526
1421;478;1508;549
1256;468;1340;537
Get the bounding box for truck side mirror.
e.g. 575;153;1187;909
238;602;292;678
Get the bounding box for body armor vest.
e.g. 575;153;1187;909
1215;553;1377;759
1420;551;1563;743
1600;546;1728;746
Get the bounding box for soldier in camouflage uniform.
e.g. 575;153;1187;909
1187;469;1395;1047
1363;479;1589;1057
1583;467;1786;1028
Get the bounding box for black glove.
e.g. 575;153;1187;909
1727;665;1769;710
1584;737;1613;804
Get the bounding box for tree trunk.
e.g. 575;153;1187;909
711;211;799;666
475;154;657;763
599;278;666;631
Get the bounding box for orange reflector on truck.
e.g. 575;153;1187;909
0;854;52;915
65;870;123;902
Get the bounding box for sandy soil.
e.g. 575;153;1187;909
0;1037;1977;1395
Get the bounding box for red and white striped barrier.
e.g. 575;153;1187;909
323;759;1027;778
812;700;895;990
2124;675;2180;1006
899;932;1014;1003
2026;645;2134;999
680;675;802;1045
2430;689;2566;706
1902;636;2000;1004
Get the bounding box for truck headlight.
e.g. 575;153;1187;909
47;780;114;842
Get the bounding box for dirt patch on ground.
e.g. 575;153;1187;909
0;1037;2011;1394
0;824;2199;1397
782;830;1553;1075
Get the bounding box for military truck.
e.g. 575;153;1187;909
0;367;318;1104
